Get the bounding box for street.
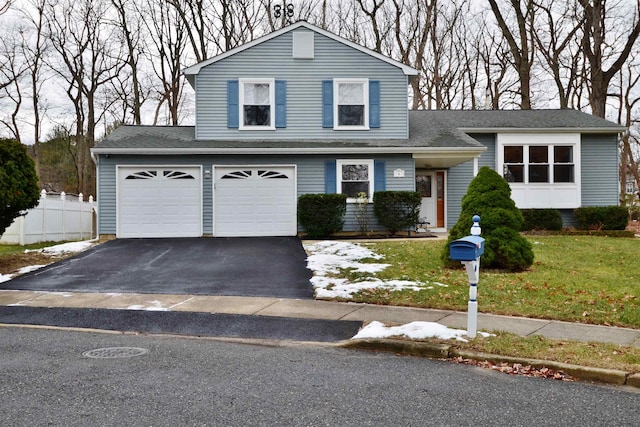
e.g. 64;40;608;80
0;327;637;426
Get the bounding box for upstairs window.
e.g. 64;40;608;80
334;79;369;129
239;79;274;130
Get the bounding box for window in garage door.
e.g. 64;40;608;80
214;167;296;237
118;167;202;238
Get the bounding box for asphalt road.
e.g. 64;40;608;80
2;237;314;298
1;327;638;426
0;306;362;342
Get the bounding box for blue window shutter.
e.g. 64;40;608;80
227;80;239;128
322;80;333;128
369;80;380;128
374;160;386;192
275;80;286;128
325;160;337;193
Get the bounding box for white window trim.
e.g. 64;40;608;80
496;133;581;209
333;78;369;130
337;159;375;203
239;78;275;130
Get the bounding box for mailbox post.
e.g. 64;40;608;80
449;215;484;339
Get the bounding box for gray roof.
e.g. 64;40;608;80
411;109;625;132
93;109;624;155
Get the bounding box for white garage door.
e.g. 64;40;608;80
215;166;296;237
118;167;202;238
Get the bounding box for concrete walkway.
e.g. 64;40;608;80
0;290;638;348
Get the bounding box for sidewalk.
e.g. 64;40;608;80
0;290;638;348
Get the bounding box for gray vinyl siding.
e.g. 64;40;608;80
195;29;409;140
97;154;415;235
446;134;496;227
581;134;619;206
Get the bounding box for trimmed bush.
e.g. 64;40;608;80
297;194;347;238
442;166;534;272
521;209;563;231
574;206;629;230
373;191;422;235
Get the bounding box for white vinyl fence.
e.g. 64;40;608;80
1;190;96;245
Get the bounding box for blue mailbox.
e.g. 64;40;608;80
448;215;484;339
449;235;485;261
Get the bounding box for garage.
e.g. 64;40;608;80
117;166;202;238
214;166;296;237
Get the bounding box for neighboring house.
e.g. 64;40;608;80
91;21;625;239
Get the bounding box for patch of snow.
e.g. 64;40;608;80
353;320;494;342
305;241;389;276
0;274;12;284
27;240;96;255
304;240;443;299
16;265;47;274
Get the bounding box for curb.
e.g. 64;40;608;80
342;339;638;388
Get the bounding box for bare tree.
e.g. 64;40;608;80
110;0;147;125
46;0;123;196
355;0;388;53
612;54;640;203
0;30;25;141
578;0;640;118
487;0;536;109
18;0;49;175
144;0;187;125
0;0;12;15
532;0;583;109
391;0;434;109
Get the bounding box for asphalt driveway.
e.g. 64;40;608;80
2;237;314;299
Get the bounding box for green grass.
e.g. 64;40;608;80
427;332;640;373
344;236;640;329
0;242;59;255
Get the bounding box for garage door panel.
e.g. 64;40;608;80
118;167;202;238
215;167;296;237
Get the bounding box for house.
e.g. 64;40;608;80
91;21;625;239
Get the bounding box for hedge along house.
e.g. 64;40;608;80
91;21;625;239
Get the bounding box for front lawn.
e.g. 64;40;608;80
332;236;640;329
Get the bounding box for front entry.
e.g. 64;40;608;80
416;171;445;229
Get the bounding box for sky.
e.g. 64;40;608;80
0;239;485;341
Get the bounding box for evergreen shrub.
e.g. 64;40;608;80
521;209;563;231
372;191;422;235
574;206;629;230
297;194;347;238
442;166;534;271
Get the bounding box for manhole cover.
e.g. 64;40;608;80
82;347;149;359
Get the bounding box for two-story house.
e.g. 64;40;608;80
92;21;625;239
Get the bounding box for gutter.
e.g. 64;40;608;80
90;146;487;156
458;127;627;134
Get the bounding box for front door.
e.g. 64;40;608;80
416;171;445;229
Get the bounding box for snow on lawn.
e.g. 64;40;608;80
0;240;96;283
353;320;494;343
304;240;446;300
26;240;96;255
